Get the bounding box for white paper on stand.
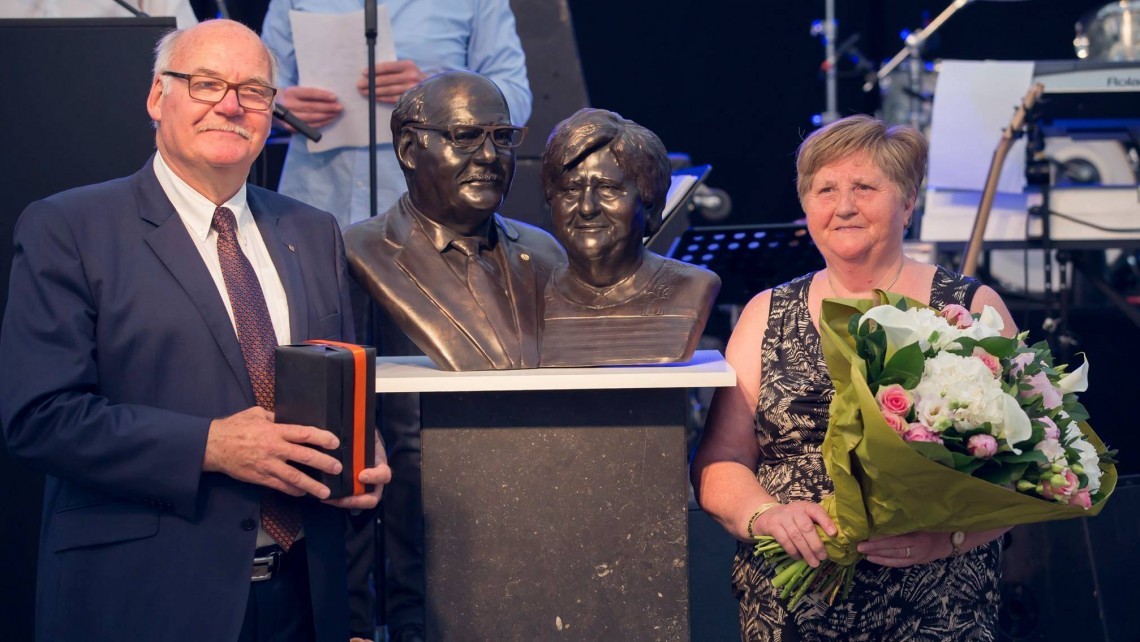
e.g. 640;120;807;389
927;60;1037;194
289;8;397;153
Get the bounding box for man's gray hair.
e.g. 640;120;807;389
152;20;279;97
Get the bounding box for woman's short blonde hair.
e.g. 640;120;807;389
795;114;927;207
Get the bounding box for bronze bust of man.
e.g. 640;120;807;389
540;108;720;367
343;71;564;371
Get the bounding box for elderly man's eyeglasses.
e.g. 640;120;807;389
406;123;527;149
162;71;277;112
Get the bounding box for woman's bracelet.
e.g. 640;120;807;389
746;501;783;539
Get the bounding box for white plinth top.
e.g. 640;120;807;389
374;350;736;393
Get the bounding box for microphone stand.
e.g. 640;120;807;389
361;8;384;634
365;0;379;221
109;0;148;17
863;0;974;93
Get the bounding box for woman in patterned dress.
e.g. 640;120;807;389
691;115;1019;641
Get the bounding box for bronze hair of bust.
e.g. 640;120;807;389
539;108;720;366
343;70;564;371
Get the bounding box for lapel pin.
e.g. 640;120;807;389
287;244;296;253
520;253;530;261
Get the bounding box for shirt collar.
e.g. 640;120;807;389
152;151;250;241
404;195;495;254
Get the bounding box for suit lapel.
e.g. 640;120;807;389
388;202;508;367
496;215;540;368
249;188;308;342
136;162;254;405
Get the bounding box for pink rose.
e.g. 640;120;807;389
1068;488;1092;509
940;304;974;329
1022;372;1063;409
1039;416;1060;441
966;434;998;459
882;412;909;436
1041;468;1079;500
876;384;913;417
904;424;944;444
972;347;1002;378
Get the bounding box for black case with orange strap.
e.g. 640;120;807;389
274;341;376;499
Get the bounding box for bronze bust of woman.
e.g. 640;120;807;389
539;108;720;366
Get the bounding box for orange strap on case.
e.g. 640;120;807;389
307;340;368;496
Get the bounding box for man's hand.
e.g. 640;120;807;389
203;407;342;499
356;60;428;103
324;433;391;511
276;86;343;130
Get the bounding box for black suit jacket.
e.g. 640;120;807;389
0;159;355;641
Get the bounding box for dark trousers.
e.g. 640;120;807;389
238;540;315;642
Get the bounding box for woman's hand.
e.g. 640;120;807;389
857;531;951;568
752;501;837;568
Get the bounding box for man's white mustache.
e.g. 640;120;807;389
197;123;252;139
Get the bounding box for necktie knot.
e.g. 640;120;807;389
450;236;484;258
212;206;238;236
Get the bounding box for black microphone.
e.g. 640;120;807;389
364;0;377;39
273;104;323;143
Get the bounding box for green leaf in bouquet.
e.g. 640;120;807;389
994;450;1048;466
1030;341;1053;366
877;342;924;389
1066;401;1090;423
857;329;887;382
977;336;1019;359
908;441;955;468
949;451;987;475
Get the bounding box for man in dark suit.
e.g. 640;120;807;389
343;70;564;373
0;19;390;642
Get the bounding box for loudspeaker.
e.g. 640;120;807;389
999;474;1140;642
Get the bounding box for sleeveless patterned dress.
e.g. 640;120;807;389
732;266;1003;642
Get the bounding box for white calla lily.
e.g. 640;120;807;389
976;305;1005;334
859;305;923;355
1001;394;1032;454
1057;356;1089;394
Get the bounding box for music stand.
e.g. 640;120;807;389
670;223;825;306
646;164;711;255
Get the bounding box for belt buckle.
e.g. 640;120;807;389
251;548;282;582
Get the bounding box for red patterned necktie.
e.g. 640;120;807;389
213;206;302;551
450;237;520;364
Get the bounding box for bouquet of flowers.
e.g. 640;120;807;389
753;292;1118;609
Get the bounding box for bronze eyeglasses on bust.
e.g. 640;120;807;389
405;123;527;149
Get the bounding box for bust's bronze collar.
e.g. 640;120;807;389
553;253;662;309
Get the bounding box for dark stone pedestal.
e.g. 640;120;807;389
420;388;690;640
